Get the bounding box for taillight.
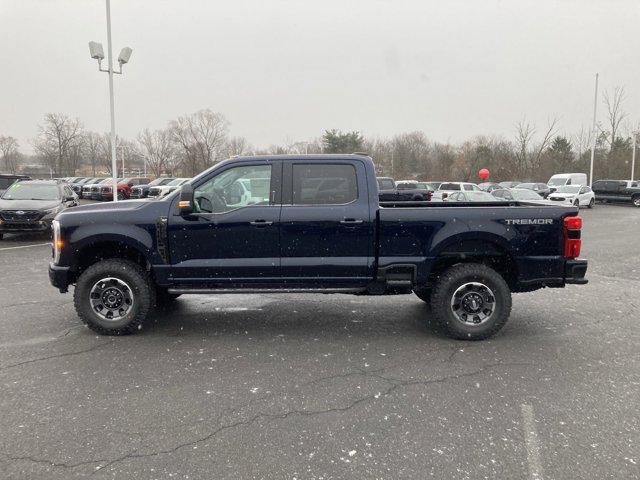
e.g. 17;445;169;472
563;215;582;258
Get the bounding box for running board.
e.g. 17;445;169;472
167;287;367;295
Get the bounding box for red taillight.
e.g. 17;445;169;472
563;215;582;258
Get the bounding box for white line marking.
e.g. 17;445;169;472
0;243;50;251
521;404;544;480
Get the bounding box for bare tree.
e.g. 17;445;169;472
33;113;83;176
137;128;177;177
224;136;252;157
602;86;627;150
0;136;21;173
514;118;558;177
169;109;229;176
84;132;103;176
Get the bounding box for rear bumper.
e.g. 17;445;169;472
564;259;588;284
49;262;71;293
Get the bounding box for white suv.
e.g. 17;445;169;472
433;182;481;201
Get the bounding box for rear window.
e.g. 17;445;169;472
378;179;394;190
293;164;357;205
439;183;461;191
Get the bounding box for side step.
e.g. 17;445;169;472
167;287;367;295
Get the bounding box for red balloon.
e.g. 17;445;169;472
478;168;490;180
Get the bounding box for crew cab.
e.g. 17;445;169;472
592;180;640;207
49;154;588;340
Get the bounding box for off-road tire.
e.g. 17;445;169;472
74;259;155;335
430;263;512;340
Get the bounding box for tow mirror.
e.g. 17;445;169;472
178;184;194;215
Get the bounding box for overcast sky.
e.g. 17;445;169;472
1;0;639;153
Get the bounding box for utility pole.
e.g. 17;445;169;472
589;73;599;187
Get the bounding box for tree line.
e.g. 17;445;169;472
0;86;636;182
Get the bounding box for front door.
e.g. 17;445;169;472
279;160;374;286
168;162;281;284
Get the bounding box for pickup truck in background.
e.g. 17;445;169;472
49;154;588;340
592;179;640;207
377;177;432;201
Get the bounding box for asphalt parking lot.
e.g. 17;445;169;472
0;204;638;479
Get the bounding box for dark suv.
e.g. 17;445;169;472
592;180;640;207
0;180;78;239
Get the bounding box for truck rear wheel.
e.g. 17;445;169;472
73;259;155;335
430;263;511;340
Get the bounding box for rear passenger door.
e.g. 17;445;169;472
279;160;374;286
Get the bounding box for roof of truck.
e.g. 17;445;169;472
228;153;372;162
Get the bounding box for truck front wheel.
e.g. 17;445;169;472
73;259;155;335
430;263;512;340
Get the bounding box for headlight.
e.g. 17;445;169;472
52;220;62;263
43;206;60;216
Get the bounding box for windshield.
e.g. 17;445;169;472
148;178;170;186
511;189;542;200
439;183;461;191
1;183;60;200
548;177;568;186
555;186;581;193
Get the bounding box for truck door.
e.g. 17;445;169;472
167;161;282;284
279;160;374;286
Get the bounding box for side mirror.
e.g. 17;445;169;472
178;184;194;215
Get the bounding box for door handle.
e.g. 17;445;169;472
340;218;364;224
250;219;273;227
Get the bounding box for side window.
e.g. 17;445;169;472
379;179;394;190
566;179;572;185
194;164;272;214
462;184;472;191
292;164;357;205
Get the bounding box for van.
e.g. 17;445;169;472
547;173;587;192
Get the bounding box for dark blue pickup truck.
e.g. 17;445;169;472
49;154;587;340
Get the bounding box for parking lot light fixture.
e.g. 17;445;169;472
88;0;133;202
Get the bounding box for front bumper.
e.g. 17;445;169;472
49;262;71;293
564;259;588;284
0;219;52;233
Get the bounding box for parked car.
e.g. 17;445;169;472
478;182;502;192
129;178;176;199
147;178;191;198
432;182;481;201
0;173;30;195
592;179;640;207
446;191;504;202
376;177;432;201
70;177;97;197
82;178;108;199
516;182;552;198
498;181;522;189
90;179;118;200
547;185;595;208
100;177;151;200
492;188;555;205
49;154;587;341
423;181;443;191
0;180;78;239
547;173;588;193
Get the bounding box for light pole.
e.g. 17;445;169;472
632;131;637;182
588;73;599;187
88;0;132;202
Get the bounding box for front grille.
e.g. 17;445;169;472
1;210;43;222
130;188;142;198
148;188;160;197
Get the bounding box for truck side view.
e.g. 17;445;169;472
49;154;588;340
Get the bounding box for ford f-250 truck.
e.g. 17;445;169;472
49;154;588;340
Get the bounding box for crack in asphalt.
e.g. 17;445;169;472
1;360;535;474
0;341;112;372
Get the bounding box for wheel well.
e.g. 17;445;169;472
71;241;149;282
427;240;518;290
